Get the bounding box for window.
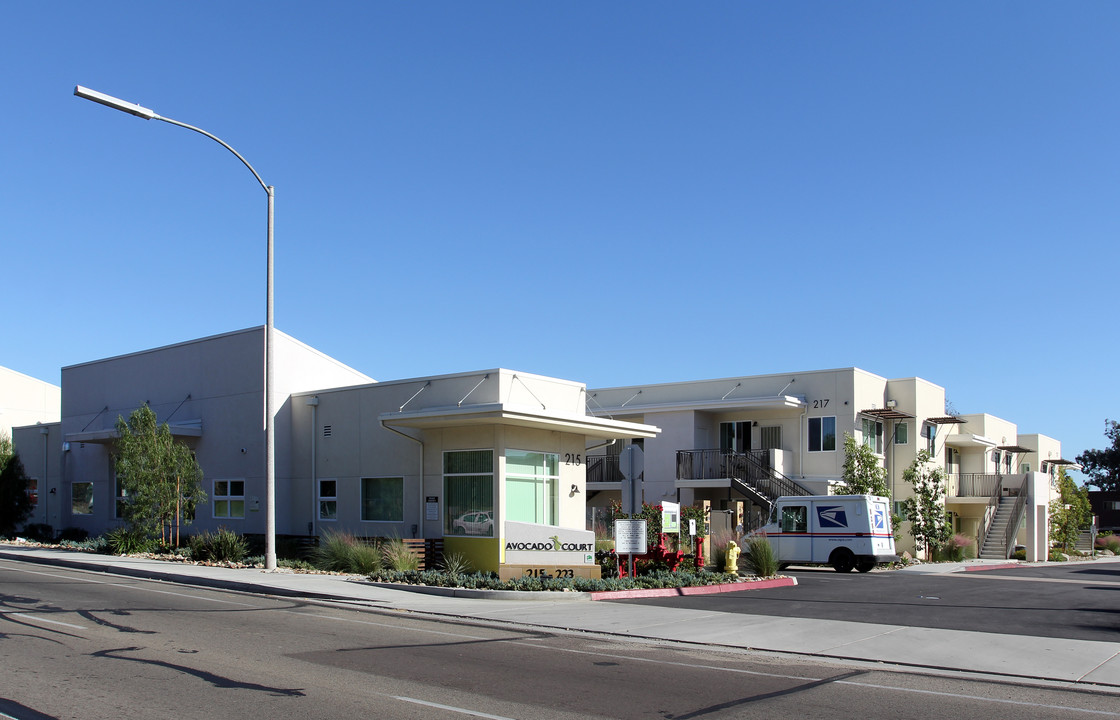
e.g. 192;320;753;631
1107;501;1120;511
719;421;750;453
27;478;39;507
115;475;130;519
362;477;403;522
896;422;908;445
444;450;494;537
506;450;559;526
808;417;836;452
1022;462;1032;473
922;424;937;453
1005;453;1012;473
781;506;808;533
991;450;1001;471
861;418;884;453
319;479;337;521
760;426;782;451
72;482;93;515
213;480;245;519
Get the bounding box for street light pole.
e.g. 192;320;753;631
74;85;278;571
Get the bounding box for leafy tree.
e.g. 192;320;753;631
114;405;205;546
901;449;951;558
1049;468;1092;552
0;431;12;473
1076;420;1120;492
837;432;888;496
0;453;34;536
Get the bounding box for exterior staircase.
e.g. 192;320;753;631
979;496;1020;559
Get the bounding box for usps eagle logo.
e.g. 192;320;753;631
872;507;887;531
817;506;848;528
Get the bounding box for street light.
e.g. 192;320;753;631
74;85;278;571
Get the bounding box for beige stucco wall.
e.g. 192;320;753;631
1;366;60;441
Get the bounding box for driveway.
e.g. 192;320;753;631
610;561;1120;643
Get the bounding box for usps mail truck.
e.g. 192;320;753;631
755;494;897;573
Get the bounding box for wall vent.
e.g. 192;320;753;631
323;425;332;438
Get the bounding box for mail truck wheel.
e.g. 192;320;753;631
830;548;855;573
856;558;875;573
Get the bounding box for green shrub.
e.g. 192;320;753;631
936;534;975;562
1048;548;1068;562
58;527;89;542
1011;548;1026;560
188;528;249;563
381;536;420;571
106;527;155;555
740;536;779;577
440;552;472;575
21;523;55;542
1095;535;1120;554
59;535;108;553
311;530;382;574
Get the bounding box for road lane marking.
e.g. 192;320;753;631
8;613;86;630
391;695;518;719
944;573;1120;587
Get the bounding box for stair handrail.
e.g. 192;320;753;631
977;476;1004;553
1001;476;1029;559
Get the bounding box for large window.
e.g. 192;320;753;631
28;478;39;507
861;418;884;454
362;477;404;522
72;482;93;515
922;424;937;453
318;479;337;521
896;423;908;445
808;417;836;452
506;450;559;526
444;450;494;537
213;480;245;519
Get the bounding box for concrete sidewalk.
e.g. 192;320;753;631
2;544;1118;689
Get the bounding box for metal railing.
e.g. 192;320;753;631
676;449;812;502
948;473;1006;497
1001;476;1029;558
586;454;624;484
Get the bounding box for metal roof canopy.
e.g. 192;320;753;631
859;408;914;420
998;445;1033;453
926;416;967;424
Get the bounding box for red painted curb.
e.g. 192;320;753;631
962;563;1020;572
588;576;796;601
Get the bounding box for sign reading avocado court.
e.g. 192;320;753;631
499;521;601;580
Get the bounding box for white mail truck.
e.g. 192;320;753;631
754;494;897;573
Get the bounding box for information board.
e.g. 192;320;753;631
614;519;648;554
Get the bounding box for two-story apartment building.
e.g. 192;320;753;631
585;368;1063;561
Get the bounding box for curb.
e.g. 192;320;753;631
588;576;796;600
962;562;1021;572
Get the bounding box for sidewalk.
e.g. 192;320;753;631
3;544;1119;689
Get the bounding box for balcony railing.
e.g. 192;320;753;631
676;449;811;500
586;454;624;484
946;473;1017;498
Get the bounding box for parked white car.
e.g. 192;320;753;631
452;511;493;536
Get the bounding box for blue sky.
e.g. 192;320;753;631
2;3;1117;477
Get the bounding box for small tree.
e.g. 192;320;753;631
901;450;951;558
1049;468;1091;553
114;405;205;546
837;432;888;496
0;453;34;536
0;431;13;473
1077;419;1120;492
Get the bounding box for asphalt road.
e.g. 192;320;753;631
2;560;1119;720
612;562;1120;643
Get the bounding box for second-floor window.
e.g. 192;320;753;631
861;418;884;454
808;417;836;452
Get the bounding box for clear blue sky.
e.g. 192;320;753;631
2;2;1117;478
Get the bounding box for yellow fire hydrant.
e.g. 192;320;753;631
724;540;740;574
